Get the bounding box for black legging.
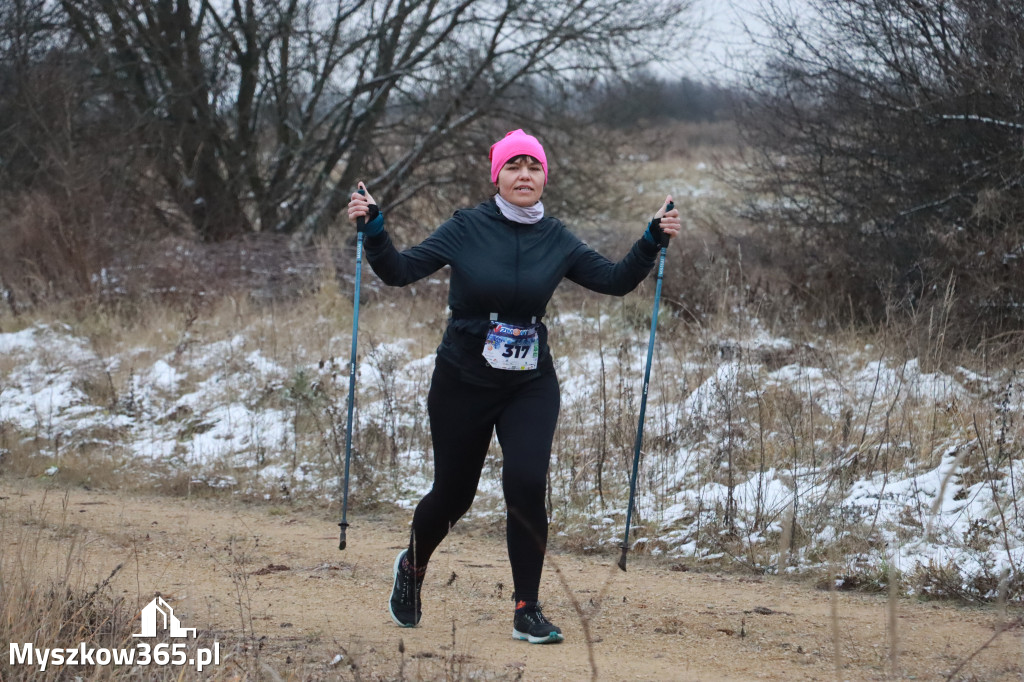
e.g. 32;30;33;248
406;358;560;603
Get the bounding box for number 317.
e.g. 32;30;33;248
502;344;531;359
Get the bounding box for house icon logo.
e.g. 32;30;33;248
133;596;197;638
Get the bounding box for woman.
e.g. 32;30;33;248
347;129;680;644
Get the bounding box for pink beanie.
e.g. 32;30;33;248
489;129;548;185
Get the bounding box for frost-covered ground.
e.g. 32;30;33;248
1;316;1022;599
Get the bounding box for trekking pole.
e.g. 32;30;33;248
618;201;673;571
339;188;365;550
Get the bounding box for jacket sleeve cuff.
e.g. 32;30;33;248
362;211;385;237
643;220;659;245
636;234;660;258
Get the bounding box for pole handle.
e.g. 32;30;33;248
658;200;674;248
356;187;366;231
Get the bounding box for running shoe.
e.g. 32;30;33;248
512;600;564;644
388;550;422;627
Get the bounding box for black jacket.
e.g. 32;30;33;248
365;198;659;384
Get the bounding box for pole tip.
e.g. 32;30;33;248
338;522;349;551
617;546;628;572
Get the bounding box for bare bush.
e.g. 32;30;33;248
731;0;1024;342
0;186;146;311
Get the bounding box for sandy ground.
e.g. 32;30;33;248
2;480;1021;681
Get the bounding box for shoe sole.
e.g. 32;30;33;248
513;628;564;644
388;550;418;628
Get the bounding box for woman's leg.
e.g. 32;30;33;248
407;362;497;570
495;370;560;602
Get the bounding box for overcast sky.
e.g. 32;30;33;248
681;0;811;82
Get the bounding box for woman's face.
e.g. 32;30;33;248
495;155;545;207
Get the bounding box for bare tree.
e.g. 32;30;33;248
0;0;69;185
732;0;1024;335
55;0;696;242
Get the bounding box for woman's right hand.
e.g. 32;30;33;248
347;181;378;225
653;195;680;240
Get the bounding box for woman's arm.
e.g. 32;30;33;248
363;228;455;287
347;182;457;287
565;196;680;295
565;238;659;295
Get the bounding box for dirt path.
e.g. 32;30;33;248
2;480;1021;681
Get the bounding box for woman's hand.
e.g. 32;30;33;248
653;195;681;240
347;181;378;224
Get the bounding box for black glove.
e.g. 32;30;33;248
355;188;384;236
643;201;674;248
359;203;383;236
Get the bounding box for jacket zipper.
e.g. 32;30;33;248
513;226;520;311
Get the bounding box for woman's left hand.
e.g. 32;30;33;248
654;195;681;240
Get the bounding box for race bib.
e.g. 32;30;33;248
482;322;539;370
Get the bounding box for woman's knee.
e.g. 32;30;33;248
503;473;546;510
432;486;476;521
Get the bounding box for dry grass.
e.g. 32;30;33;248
0;491;233;681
